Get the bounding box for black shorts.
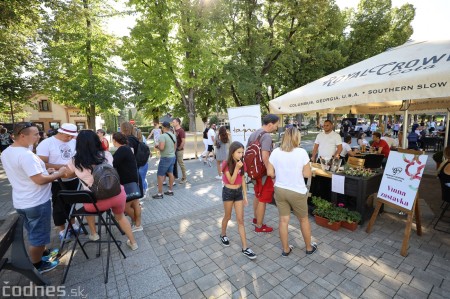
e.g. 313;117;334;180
207;145;214;152
222;186;243;202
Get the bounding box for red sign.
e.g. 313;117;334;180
129;119;135;125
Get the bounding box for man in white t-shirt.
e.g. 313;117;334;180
1;122;68;273
201;123;216;165
311;120;342;162
36;123;79;240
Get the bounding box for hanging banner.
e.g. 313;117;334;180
227;105;261;146
377;151;428;210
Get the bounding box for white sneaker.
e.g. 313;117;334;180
163;181;167;185
89;233;100;241
198;157;203;162
127;240;138;251
131;225;143;232
215;175;222;179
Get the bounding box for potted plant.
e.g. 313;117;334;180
311;197;345;231
433;151;444;169
341;210;362;231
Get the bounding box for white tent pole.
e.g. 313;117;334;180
445;110;449;150
402;109;408;149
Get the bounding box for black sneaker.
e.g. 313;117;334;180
282;245;294;257
242;248;256;259
220;235;230;247
152;193;163;199
164;190;174;196
306;242;318;255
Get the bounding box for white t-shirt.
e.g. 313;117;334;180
381;137;396;148
1;146;51;209
340;143;352;158
314;131;342;159
67;151;113;191
207;128;216;146
269;148;309;194
36;136;76;181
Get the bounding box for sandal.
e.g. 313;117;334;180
306;242;318;255
281;245;294;257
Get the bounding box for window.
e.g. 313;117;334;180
76;122;86;131
39;100;51;111
49;122;60;130
34;122;44;132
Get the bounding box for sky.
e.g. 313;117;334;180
107;0;450;41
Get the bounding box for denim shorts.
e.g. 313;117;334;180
222;186;243;202
16;200;51;247
157;156;176;176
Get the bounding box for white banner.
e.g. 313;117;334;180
227;105;261;146
377;151;428;211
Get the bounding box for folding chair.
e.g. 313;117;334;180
57;190;127;284
433;179;450;233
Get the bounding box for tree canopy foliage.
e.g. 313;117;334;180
0;0;415;130
39;0;125;129
122;0;414;130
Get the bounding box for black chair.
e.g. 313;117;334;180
434;179;450;233
57;190;127;284
363;154;384;169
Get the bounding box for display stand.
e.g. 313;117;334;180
365;149;425;257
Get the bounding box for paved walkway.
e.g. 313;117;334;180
0;152;449;298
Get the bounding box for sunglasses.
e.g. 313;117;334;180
16;122;35;135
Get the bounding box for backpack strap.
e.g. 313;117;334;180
165;132;176;144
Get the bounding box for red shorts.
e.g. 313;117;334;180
84;186;126;215
254;176;274;203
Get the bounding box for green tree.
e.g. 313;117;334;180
122;0;224;131
40;0;125;129
219;0;347;112
344;0;415;65
0;0;43;123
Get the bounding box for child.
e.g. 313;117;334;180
220;142;256;260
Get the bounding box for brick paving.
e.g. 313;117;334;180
0;149;449;298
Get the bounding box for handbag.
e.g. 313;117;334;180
124;168;142;201
124;182;142;201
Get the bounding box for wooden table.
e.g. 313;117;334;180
310;163;383;224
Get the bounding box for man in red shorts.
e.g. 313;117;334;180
247;114;280;233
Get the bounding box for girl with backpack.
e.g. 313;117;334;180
66;130;138;250
220;141;256;260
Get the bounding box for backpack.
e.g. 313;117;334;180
80;163;122;200
135;141;151;167
244;132;267;180
407;132;419;149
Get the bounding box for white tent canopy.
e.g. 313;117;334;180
270;40;450;115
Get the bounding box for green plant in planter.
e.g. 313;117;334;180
311;196;332;210
315;206;346;224
344;210;362;224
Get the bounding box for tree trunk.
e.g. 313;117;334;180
84;0;95;130
87;103;95;129
187;88;196;132
316;112;320;129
